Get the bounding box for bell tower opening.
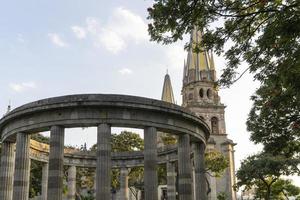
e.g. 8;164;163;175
211;117;219;134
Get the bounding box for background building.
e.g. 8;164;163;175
160;28;237;200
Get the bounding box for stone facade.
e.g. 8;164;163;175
182;29;237;200
160;28;237;199
0;94;210;200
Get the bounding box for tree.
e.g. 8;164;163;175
236;152;299;200
269;179;300;199
205;150;229;194
205;150;229;178
147;0;300;159
90;131;144;191
29;133;50;197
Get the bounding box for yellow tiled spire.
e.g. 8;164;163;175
183;27;216;84
186;29;212;71
161;72;175;103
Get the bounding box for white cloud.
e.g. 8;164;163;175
108;7;148;42
72;7;148;54
165;43;186;70
86;17;100;34
71;26;86;39
17;33;25;43
48;33;67;47
99;29;126;54
9;82;37;92
118;68;133;75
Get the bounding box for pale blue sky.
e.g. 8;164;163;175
1;0;298;186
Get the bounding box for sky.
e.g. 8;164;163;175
0;0;298;186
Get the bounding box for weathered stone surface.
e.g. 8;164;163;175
167;161;176;200
67;165;76;200
0;141;15;200
47;126;65;200
13;133;31;200
41;163;48;200
0;94;209;143
96;124;111;200
178;134;192;200
144;127;158;200
0;94;211;200
194;142;207;200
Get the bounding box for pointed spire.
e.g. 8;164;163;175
161;73;175;103
183;27;216;84
190;29;211;71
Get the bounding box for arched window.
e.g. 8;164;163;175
199;88;204;98
207;89;212;99
211;117;219;134
188;93;193;100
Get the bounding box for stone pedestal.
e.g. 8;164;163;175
47;126;65;200
178;134;192;200
194;142;207;200
67;166;76;200
167;161;176;200
119;167;129;200
13;133;31;200
144;127;158;200
41;163;49;200
0;141;15;200
96;124;111;200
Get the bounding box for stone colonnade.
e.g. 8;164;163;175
0;125;206;200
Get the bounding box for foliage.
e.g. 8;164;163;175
205;150;229;177
111;131;144;152
147;0;300;163
236;152;299;200
244;178;300;199
31;133;50;144
29;160;43;198
28;134;50;197
158;164;167;185
217;192;229;200
247;76;300;158
161;134;177;145
90;131;144;190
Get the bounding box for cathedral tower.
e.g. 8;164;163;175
182;28;237;200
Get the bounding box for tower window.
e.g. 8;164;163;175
211;117;219;134
207;89;212;99
199;88;204;98
188;93;193;100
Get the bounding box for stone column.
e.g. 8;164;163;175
178;134;192;200
192;166;195;200
167;161;176;200
194;142;207;200
47;126;65;200
41;163;49;200
144;127;158;200
67;165;77;200
0;141;15;200
96;124;111;200
13;133;31;200
119;167;129;200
